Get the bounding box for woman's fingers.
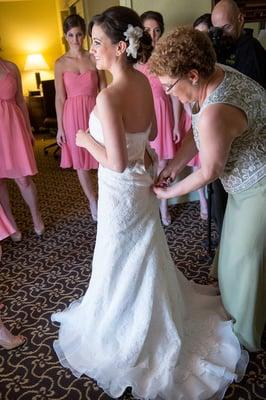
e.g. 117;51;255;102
153;185;172;199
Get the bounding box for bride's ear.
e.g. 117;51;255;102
115;41;127;57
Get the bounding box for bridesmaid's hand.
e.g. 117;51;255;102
172;125;181;144
76;129;90;149
57;130;66;147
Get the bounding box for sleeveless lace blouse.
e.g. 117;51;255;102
192;65;266;194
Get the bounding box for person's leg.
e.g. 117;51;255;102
0;179;21;241
158;160;171;226
77;169;97;221
0;305;25;350
15;176;44;235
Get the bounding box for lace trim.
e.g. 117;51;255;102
221;166;266;193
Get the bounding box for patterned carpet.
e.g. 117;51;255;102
0;137;265;400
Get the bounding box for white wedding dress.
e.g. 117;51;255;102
52;111;248;400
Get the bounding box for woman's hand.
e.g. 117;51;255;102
172;125;181;144
156;158;179;187
153;160;179;199
56;130;66;147
76;129;90;149
153;184;176;199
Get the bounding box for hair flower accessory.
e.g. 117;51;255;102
123;24;143;58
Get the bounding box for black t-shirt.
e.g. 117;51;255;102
224;29;266;88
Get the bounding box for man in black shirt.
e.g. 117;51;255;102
212;0;266;87
209;0;266;238
227;28;266;87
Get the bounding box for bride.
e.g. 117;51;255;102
51;6;248;399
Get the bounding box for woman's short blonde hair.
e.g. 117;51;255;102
149;26;216;79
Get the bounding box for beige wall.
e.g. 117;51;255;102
84;0;119;23
81;0;212;28
132;0;212;29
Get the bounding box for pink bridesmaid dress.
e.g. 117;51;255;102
0;60;37;179
137;63;178;160
0;204;15;240
179;103;201;168
60;70;99;170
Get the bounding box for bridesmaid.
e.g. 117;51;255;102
138;11;179;226
179;103;208;220
0;203;15;260
0;57;44;240
0;303;25;350
191;15;213;219
0;205;26;350
55;14;106;221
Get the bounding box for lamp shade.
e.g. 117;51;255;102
24;54;49;71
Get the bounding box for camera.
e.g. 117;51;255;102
208;27;235;65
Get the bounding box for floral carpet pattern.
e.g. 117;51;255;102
0;137;265;399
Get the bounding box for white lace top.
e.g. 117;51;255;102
192;65;266;194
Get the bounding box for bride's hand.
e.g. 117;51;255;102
76;129;90;149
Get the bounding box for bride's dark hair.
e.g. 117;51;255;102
88;6;152;64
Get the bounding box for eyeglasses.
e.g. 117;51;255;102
165;77;181;93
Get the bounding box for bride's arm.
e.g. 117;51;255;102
76;90;128;173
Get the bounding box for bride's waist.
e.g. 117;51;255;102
98;159;156;183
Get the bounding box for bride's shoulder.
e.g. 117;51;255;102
96;86;121;112
96;85;122;105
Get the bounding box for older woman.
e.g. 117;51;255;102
149;26;266;352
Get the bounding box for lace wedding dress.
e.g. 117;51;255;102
52;111;248;400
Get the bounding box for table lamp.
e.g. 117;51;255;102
24;53;49;90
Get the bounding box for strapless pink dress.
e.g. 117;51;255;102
137;64;178;160
179;104;200;168
60;70;98;170
0;204;15;240
0;60;37;178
